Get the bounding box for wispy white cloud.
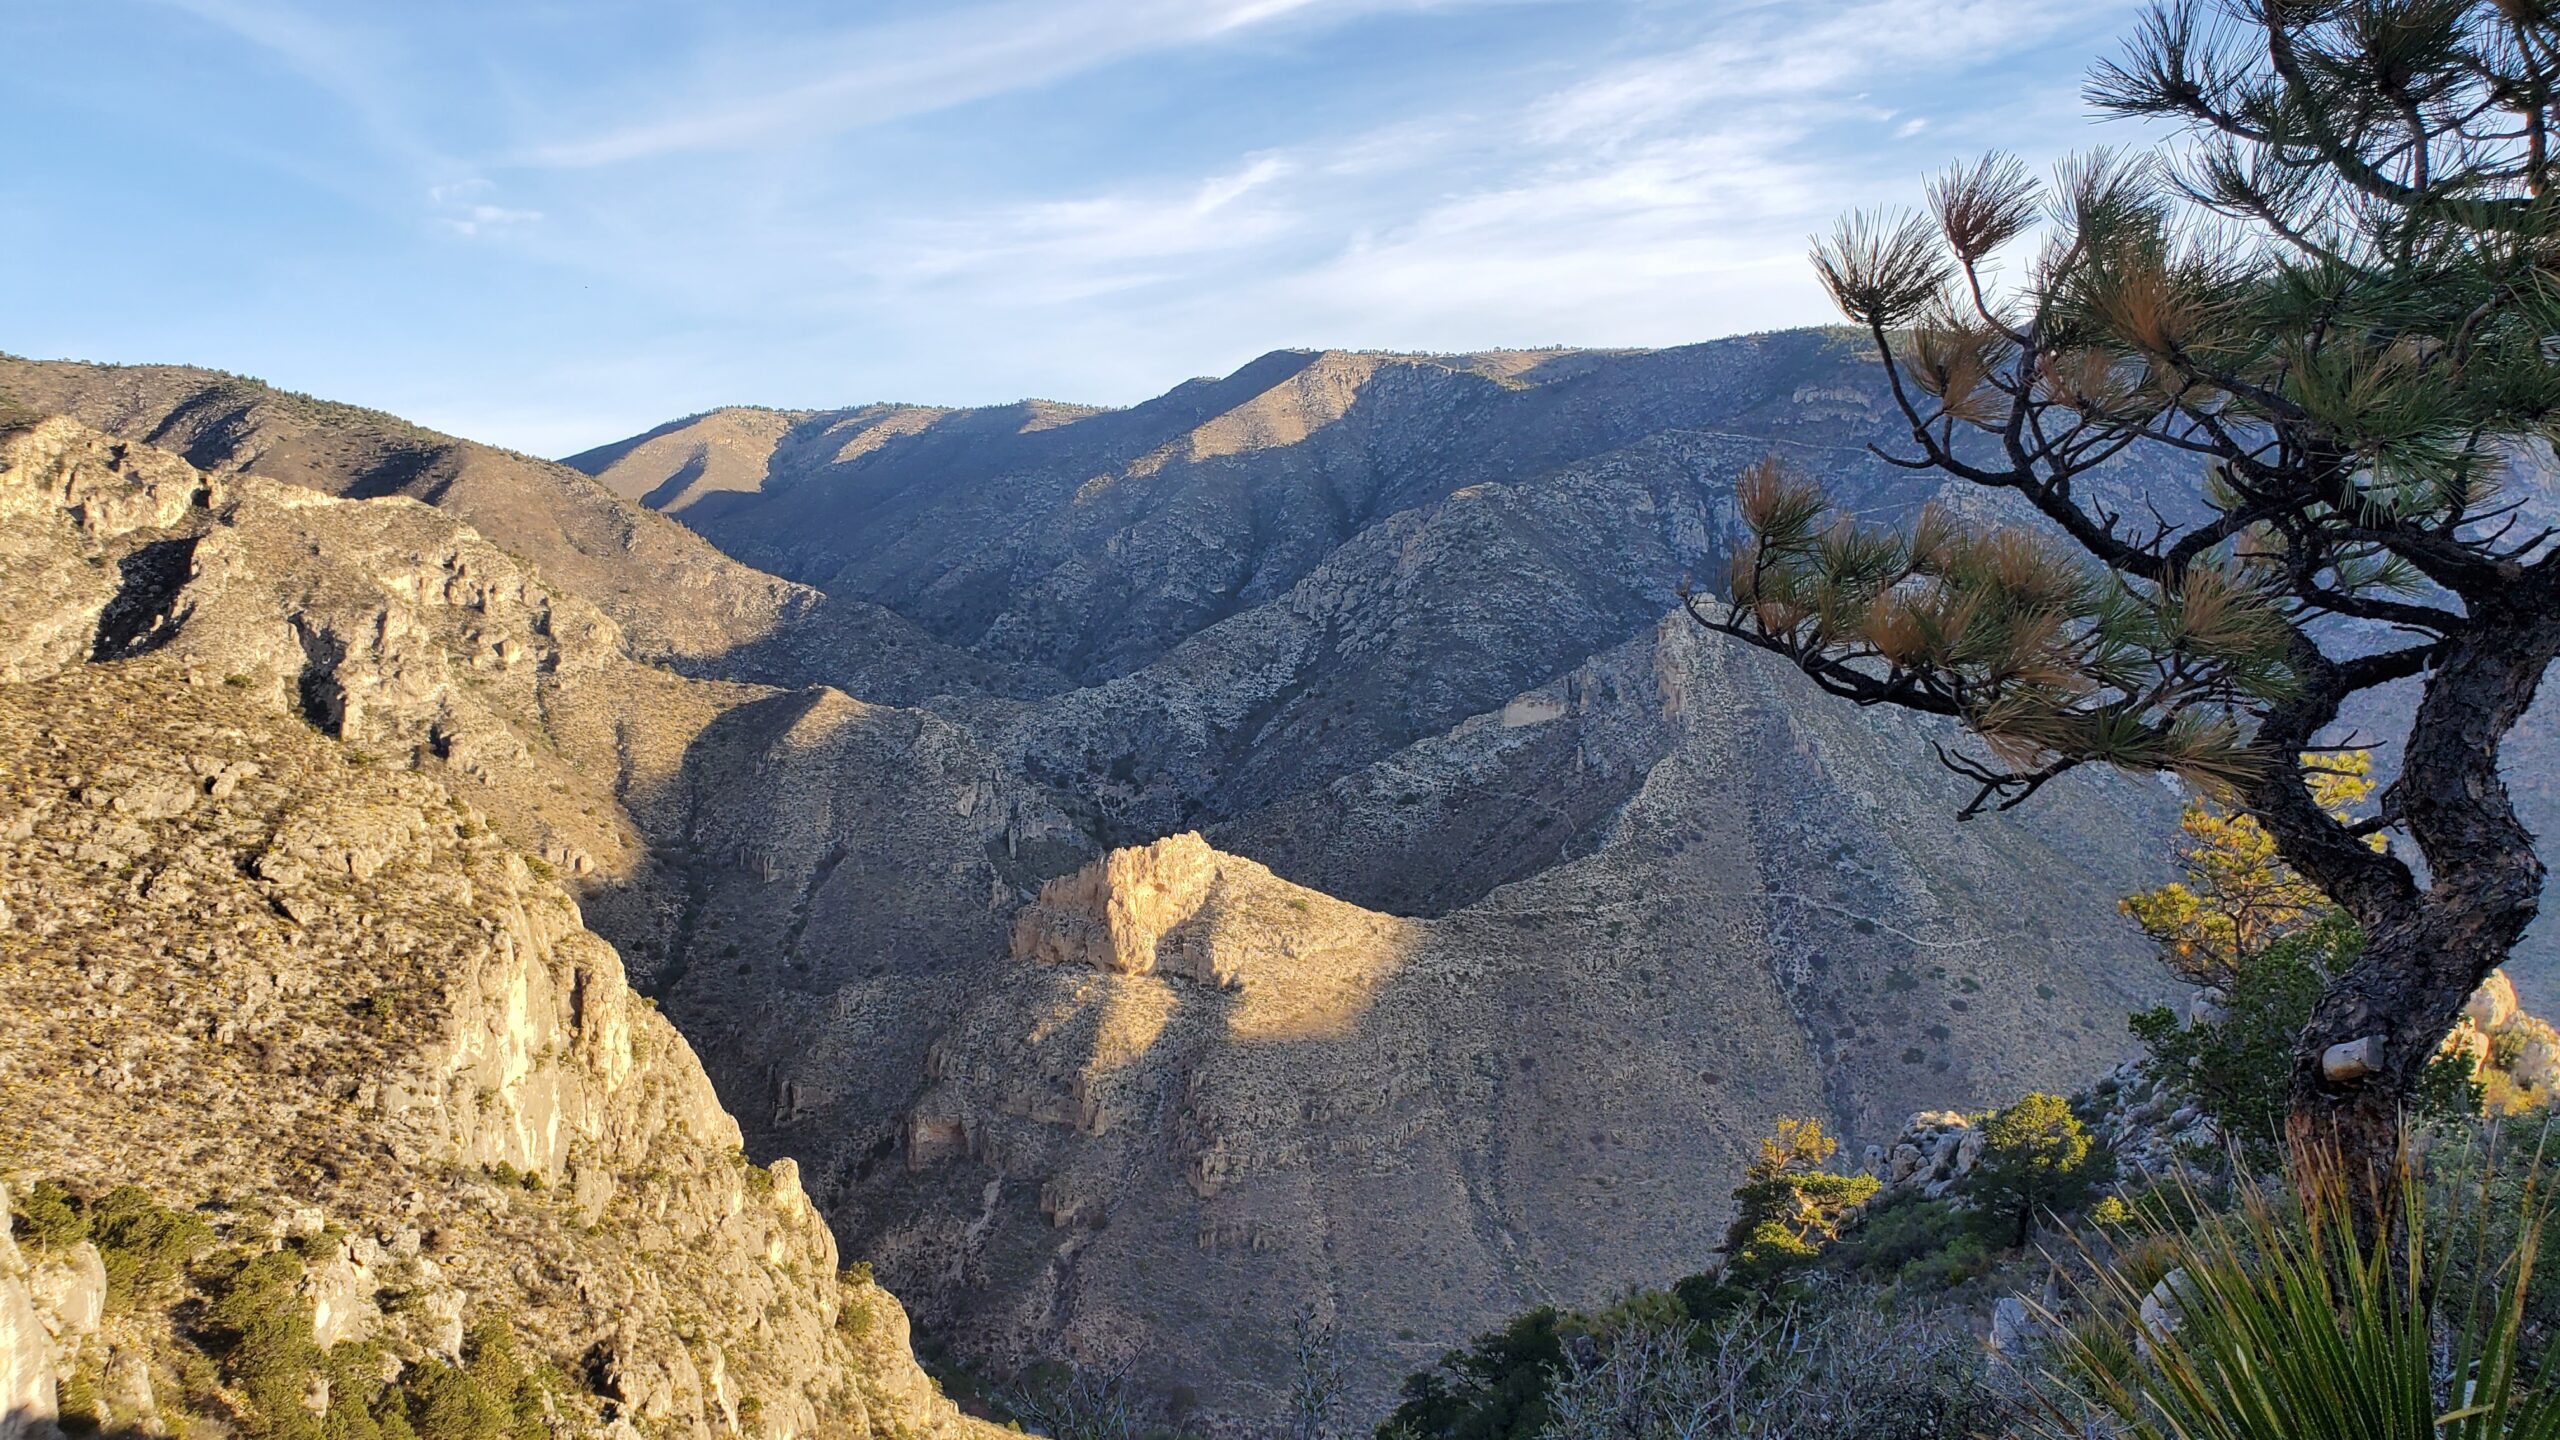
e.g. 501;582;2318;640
516;0;1490;168
793;0;2133;355
429;182;543;238
1527;0;2089;141
853;153;1303;304
25;0;2160;452
142;0;441;168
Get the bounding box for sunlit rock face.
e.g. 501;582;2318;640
0;416;1006;1440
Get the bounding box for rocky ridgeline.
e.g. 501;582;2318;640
849;596;2193;1431
0;419;998;1440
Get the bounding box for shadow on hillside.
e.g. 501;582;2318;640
7;1417;163;1440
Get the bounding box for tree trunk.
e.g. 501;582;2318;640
2275;607;2558;1229
2283;918;2481;1221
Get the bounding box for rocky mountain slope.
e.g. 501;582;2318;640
851;612;2178;1427
18;323;2544;1434
575;331;2556;985
0;357;1036;708
0;419;996;1439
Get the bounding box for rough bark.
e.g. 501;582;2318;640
2270;605;2559;1201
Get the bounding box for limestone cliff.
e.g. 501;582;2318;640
0;418;1001;1440
0;412;1089;1257
0;665;1002;1440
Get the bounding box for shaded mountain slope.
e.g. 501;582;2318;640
585;331;2560;1007
566;333;1916;683
855;616;2178;1426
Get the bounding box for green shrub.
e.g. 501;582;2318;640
483;1163;541;1192
2133;919;2484;1169
12;1179;89;1251
206;1248;323;1440
1377;1307;1563;1440
1970;1092;2103;1248
58;1364;102;1435
836;1289;875;1339
1834;1196;1995;1290
2130;922;2345;1163
1721;1117;1879;1289
458;1317;550;1440
403;1360;510;1440
321;1342;415;1440
90;1185;214;1303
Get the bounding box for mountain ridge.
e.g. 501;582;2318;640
15;325;2542;1433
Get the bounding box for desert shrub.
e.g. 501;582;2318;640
1379;1308;1565;1440
1720;1117;1878;1289
2129;926;2339;1163
1838;1197;2003;1291
88;1184;213;1303
481;1162;542;1191
206;1249;324;1440
1537;1291;2013;1440
11;1179;89;1251
58;1363;103;1435
991;1358;1182;1440
321;1342;418;1440
1972;1093;2105;1248
403;1360;511;1440
1836;1196;1968;1277
2133;919;2485;1168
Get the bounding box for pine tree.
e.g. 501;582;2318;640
1971;1094;2100;1248
1689;0;2560;1219
2120;752;2377;987
1719;1117;1880;1288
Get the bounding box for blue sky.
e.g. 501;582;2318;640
5;0;2148;455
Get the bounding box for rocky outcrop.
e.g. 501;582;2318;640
2444;968;2560;1097
1010;833;1223;979
0;359;812;670
0;420;1003;1439
0;663;1000;1440
0;1184;56;1440
0;416;209;682
0;417;1082;1253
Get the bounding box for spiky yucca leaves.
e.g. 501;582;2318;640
1723;456;2290;813
1692;0;2560;1217
2036;1139;2560;1440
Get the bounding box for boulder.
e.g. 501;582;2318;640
0;1183;60;1440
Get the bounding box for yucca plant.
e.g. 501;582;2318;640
2034;1131;2560;1439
